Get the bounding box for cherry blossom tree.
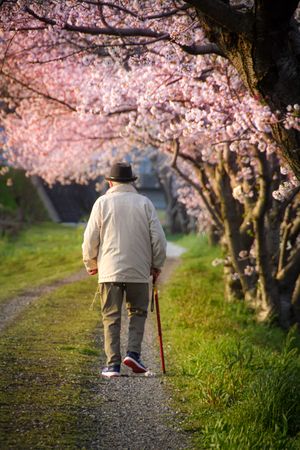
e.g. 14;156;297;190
119;56;300;326
186;0;300;178
1;0;300;178
0;1;299;326
173;140;300;328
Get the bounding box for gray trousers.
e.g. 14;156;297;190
99;282;149;366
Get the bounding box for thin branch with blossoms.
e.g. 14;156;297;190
171;139;223;229
2;71;76;112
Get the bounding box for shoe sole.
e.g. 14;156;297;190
123;356;147;373
101;372;121;378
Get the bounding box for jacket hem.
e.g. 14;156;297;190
98;277;150;284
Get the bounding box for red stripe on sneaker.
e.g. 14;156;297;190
123;356;147;373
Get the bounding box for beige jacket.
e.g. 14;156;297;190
82;184;167;283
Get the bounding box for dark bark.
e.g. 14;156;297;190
292;274;300;324
186;1;300;180
277;247;300;287
170;139;299;326
157;165;195;233
171;141;224;230
253;216;281;321
207;223;221;245
289;217;300;245
222;249;244;301
223;267;244;301
215;155;255;301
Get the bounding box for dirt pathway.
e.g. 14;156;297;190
92;299;189;449
90;243;190;450
0;242;185;334
1;242;191;449
0;269;87;332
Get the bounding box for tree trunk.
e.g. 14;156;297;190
189;2;300;179
253;217;282;323
292;274;300;325
207;224;221;246
222;244;244;301
215;159;256;302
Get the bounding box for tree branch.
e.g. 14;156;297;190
291;274;300;322
139;4;192;21
184;0;252;35
278;205;292;273
79;1;192;20
106;106;137;116
252;146;269;220
98;3;113;29
277;247;300;286
24;6;169;39
2;71;76;112
24;6;56;25
24;6;229;58
79;1;139;18
289;216;300;245
171;139;223;230
179;42;225;57
278;185;300;218
6;26;48;32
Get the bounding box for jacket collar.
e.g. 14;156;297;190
107;184;137;195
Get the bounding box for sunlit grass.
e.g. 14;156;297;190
0;168;48;218
0;223;84;304
160;234;300;449
0;277;103;448
2;226;300;448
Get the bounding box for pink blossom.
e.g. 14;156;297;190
244;265;255;276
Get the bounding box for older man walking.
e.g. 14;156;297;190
82;162;167;378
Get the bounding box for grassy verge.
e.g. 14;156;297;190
0;223;84;304
2;225;300;448
161;234;300;449
0;168;49;220
0;276;103;448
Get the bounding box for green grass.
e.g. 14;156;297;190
2;226;300;448
0;168;48;219
160;234;300;449
0;277;103;448
0;223;84;304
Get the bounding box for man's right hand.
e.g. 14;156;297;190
151;267;161;284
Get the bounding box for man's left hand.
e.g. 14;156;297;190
88;268;98;276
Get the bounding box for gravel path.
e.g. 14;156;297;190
93;288;190;449
1;242;191;449
0;242;184;333
93;243;190;450
0;269;87;332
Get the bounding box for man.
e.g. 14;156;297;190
82;162;167;378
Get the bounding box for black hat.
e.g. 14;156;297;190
105;162;138;182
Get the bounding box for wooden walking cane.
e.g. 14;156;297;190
151;283;166;374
